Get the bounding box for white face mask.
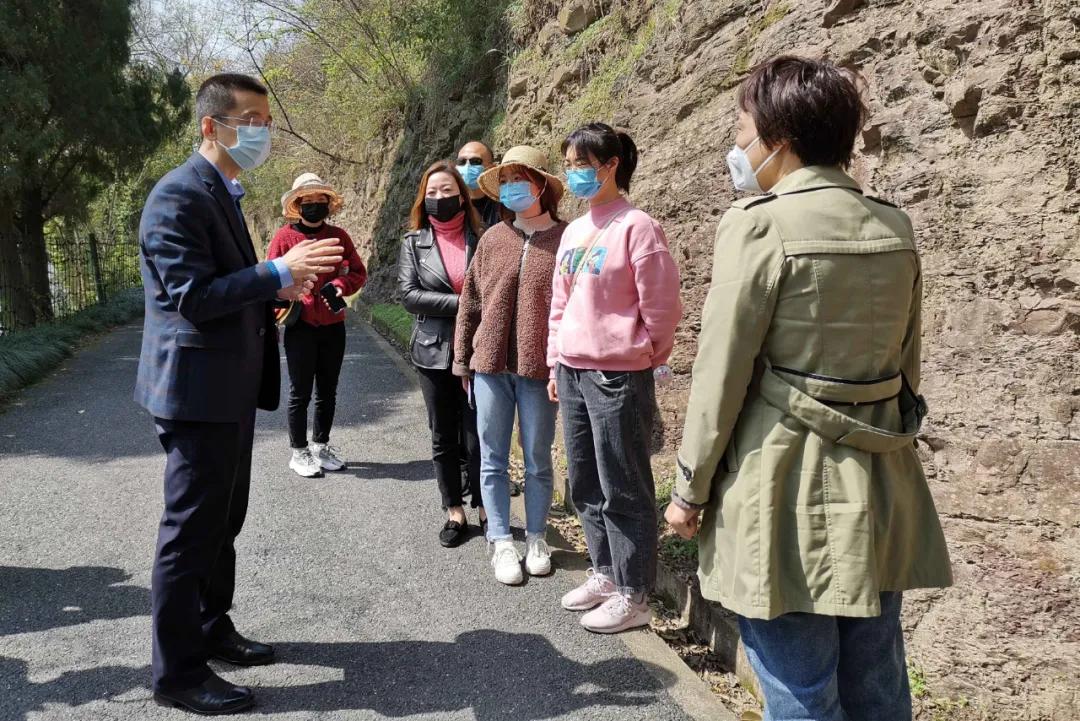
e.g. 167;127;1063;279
726;136;781;193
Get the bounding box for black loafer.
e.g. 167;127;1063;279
209;630;275;667
154;673;254;715
439;519;469;548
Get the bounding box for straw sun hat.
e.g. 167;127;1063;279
476;145;564;205
280;172;344;220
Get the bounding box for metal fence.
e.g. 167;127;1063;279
0;232;141;334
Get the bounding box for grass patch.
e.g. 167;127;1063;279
367;303;413;349
726;2;791;85
908;662;929;699
0;288;143;400
660;534;698;564
655;468;675;510
568;12;657;124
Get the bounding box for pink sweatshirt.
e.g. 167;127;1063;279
547;197;682;375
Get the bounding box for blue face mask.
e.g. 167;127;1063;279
215;121;272;171
566;166;604;199
499;181;538;213
456;164;483;190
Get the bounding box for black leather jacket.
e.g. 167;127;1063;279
397;225;478;370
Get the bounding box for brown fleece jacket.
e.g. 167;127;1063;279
453;218;567;380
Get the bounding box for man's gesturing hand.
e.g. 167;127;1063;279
280;238;344;282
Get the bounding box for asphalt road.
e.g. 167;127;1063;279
0;316;711;721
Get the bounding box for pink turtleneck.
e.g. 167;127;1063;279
429;211;467;294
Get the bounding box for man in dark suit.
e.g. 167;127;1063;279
135;73;343;715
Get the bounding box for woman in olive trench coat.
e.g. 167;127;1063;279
667;56;952;721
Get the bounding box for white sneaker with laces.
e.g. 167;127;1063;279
491;540;524;585
561;568;616;611
289;447;323;478
525;534;552;576
311;442;345;471
579;593;652;634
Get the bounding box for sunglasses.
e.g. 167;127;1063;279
457;157;485;166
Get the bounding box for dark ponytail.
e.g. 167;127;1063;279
561;122;639;192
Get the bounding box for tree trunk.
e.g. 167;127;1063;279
0;225;36;331
18;187;53;324
87;231;106;304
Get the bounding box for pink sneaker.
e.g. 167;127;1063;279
560;569;615;611
579;593;652;634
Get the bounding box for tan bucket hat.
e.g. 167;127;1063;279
281;173;344;220
476;145;564;204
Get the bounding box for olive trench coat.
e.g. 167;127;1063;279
676;165;952;620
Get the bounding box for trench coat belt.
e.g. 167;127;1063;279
759;360;928;453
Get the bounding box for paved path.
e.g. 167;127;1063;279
0;315;724;720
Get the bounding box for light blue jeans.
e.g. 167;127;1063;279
473;372;558;542
738;592;911;721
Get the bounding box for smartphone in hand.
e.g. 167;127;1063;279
320;282;347;313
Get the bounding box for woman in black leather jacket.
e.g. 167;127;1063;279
398;160;488;547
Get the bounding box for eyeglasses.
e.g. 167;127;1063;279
457;157;485;166
214;115;274;129
564;160;605;172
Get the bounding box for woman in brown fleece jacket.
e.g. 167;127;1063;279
454;145;567;586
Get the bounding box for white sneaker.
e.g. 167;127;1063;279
580;593;652;634
561;568;616;611
289;447;322;478
491;540;524;585
525;534;552;576
311;442;345;471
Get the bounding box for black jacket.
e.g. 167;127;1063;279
397;225;478;370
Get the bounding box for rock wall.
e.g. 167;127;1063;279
316;0;1080;716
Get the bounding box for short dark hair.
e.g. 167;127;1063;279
738;56;866;169
459;140;496;164
195;73;268;123
561;123;639;192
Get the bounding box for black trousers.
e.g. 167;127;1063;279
151;412;254;691
283;320;347;449
416;366;481;509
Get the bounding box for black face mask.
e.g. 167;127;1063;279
300;202;330;224
424;195;462;223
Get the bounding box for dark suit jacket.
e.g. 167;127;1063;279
397;226;478;370
135;152;281;423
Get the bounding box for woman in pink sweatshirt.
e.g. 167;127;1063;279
547;123;682;633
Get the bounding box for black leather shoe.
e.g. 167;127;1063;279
154;673;254;715
439;519;469;548
209;631;275;666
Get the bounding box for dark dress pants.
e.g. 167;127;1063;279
416;366;481;509
150;411;255;691
284;320;347;449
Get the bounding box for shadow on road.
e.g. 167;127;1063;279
266;630;677;720
344;459;432;481
0;566;149;636
0;656;147;721
1;631;676;720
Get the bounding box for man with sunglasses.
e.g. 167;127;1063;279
456;141;502;228
136;72;343;715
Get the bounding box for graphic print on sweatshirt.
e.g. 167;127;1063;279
558;246;608;276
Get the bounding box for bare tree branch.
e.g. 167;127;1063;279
239;14;361;165
250;0;371;85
